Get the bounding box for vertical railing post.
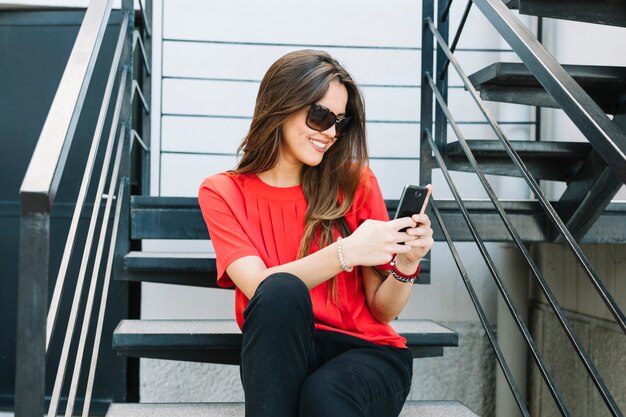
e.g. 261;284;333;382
121;0;141;402
435;0;450;152
420;0;436;280
15;212;49;417
140;0;152;196
121;0;134;182
420;0;436;187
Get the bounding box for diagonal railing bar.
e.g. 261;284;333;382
439;0;473;80
424;128;570;416
20;0;114;213
46;14;129;352
132;129;150;152
81;177;128;417
426;17;626;335
138;0;152;38
429;199;530;417
472;0;626;184
133;30;151;76
65;125;127;417
47;69;129;417
131;79;150;113
425;71;623;417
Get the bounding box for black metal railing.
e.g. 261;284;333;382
420;0;625;416
14;0;151;416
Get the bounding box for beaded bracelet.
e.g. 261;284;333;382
390;256;420;283
336;237;353;273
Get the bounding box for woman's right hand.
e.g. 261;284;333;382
341;218;419;267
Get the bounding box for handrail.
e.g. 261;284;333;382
64;125;127;417
472;0;626;185
430;200;530;417
19;0;114;213
421;0;626;414
15;0;153;414
133;30;151;75
426;16;626;335
47;70;128;417
132;79;151;113
46;13;130;351
425;128;571;416
138;0;152;38
425;70;622;416
82;177;129;417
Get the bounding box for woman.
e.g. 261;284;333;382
198;49;434;417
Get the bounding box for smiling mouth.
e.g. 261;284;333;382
310;139;327;150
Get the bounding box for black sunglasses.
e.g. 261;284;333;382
305;103;351;137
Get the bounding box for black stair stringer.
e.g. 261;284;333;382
554;113;626;241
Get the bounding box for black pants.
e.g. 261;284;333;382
241;272;414;417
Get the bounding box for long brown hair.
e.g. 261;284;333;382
233;49;378;304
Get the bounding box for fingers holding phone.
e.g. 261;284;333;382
394;184;432;244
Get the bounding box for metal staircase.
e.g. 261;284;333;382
12;0;626;416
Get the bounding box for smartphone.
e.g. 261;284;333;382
394;185;432;237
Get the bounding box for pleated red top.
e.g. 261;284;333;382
198;167;408;348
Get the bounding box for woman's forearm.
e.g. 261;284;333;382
368;259;420;323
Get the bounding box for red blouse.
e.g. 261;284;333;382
198;167;408;348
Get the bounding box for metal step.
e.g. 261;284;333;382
469;62;626;114
112;319;459;364
125;197;626;251
120;251;430;287
106;400;480;417
122;251;221;288
505;0;626;28
445;139;592;181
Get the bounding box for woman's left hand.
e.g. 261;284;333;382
395;213;434;266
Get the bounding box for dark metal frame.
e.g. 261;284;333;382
420;0;626;416
426;69;621;416
15;0;152;415
473;0;626;238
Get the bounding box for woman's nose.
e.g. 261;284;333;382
322;123;337;139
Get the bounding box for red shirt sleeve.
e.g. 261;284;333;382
354;166;391;225
351;167;392;271
198;174;261;288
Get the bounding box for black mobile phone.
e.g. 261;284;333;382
394;185;432;237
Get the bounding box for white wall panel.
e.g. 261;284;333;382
160;153;237;196
162;117;421;158
163;42;422;86
164;0;421;48
162;78;519;123
162;40;519;89
162;116;250;154
162;78;258;117
366;123;420;158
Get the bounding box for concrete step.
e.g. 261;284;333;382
113;319;459;365
469;62;626;114
106;400;480;417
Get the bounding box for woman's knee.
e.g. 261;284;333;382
244;272;311;321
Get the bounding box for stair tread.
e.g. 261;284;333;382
504;0;626;28
125;251;217;270
446;140;591;159
470;62;626;88
468;62;626;114
122;198;626;246
113;319;458;348
107;400;480;417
